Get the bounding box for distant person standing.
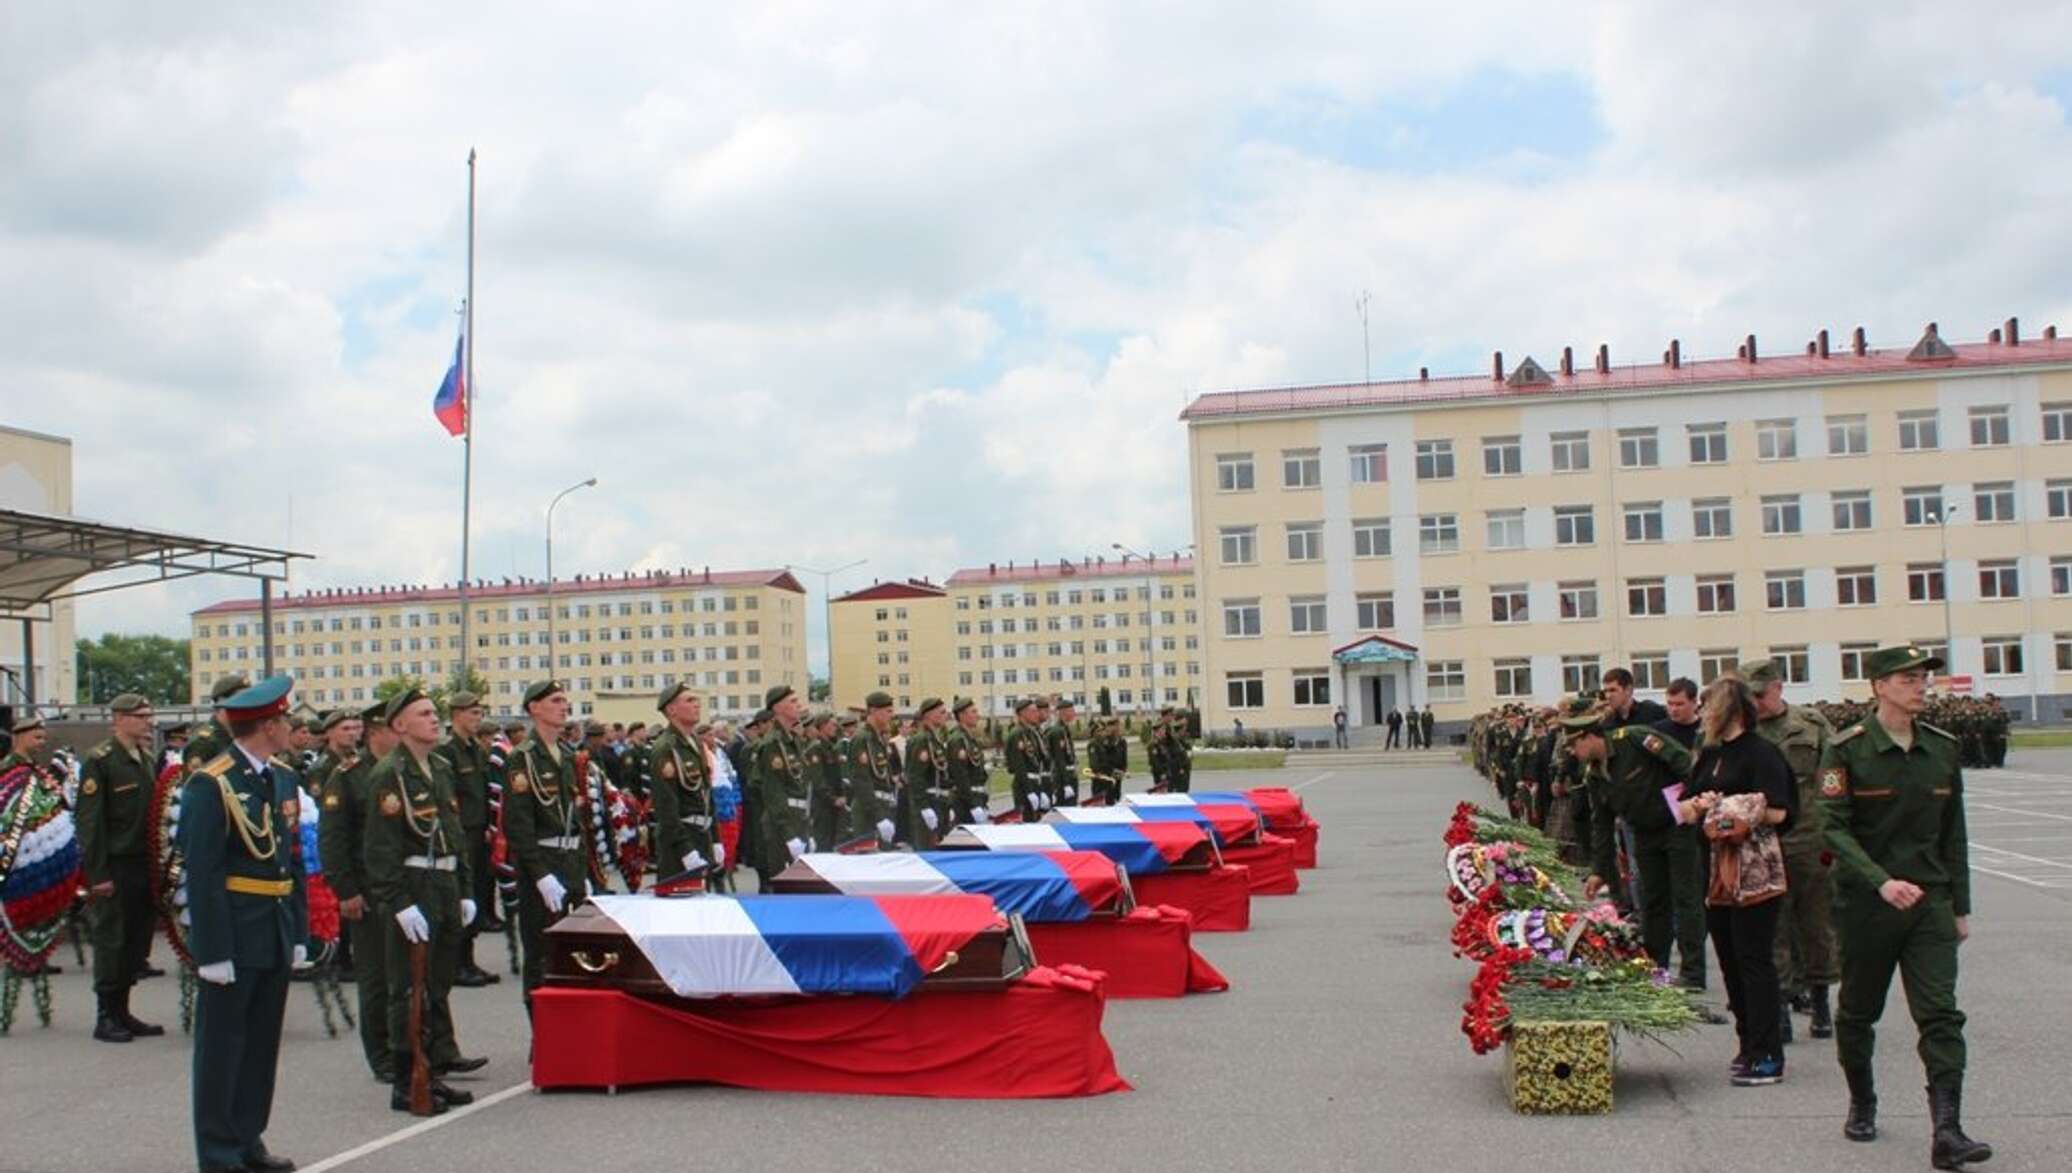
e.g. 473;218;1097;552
1384;707;1402;749
1420;705;1436;749
1233;717;1245;743
1332;707;1347;750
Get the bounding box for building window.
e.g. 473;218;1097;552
1553;505;1595;546
1352;518;1391;558
1898;410;1940;451
1356;592;1395;630
2038;400;2071;442
1289;596;1328;634
1292;671;1332;706
1827;414;1869;456
1549;431;1590;472
1219;526;1257;565
1282;448;1322;489
1618;427;1659;470
1626;577;1667;617
2047;479;2070;520
1483;509;1526;551
1979;559;2020;599
1756;418;1797;461
1765;570;1806;610
1285;522;1323;562
1419;513;1460;554
1631;653;1670;690
1699;649;1739;684
2053;556;2071;597
1226;673;1265;709
1907;563;1947;602
1557;581;1599;621
1688;422;1728;464
1490;584;1529;624
1561;654;1602;694
1981;636;2024;676
1349;443;1388;484
1761;494;1803;535
1902;485;1945;527
1623;501;1664;543
1493;658;1533;698
1836;566;1877;606
1415;439;1455;481
1771;645;1811;684
1974;481;2016;523
1692;497;1733;539
1696;574;1737;613
1426;660;1466;701
1216;453;1255;491
1423;587;1463;627
1482;435;1522;477
1832;490;1873;531
1969;405;2011;447
1840;642;1878;681
1222;600;1262;638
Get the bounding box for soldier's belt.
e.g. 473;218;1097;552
874;790;896;803
925;788;952;798
786;797;809;811
403;855;457;871
537;835;582;850
677;814;712;827
225;876;294;898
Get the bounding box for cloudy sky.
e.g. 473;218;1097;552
7;1;2072;667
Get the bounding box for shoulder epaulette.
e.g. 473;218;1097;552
1611;726;1630;740
195;753;236;779
90;740;115;759
1832;724;1866;745
1919;721;1956;740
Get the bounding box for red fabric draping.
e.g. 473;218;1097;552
1130;865;1252;932
1241;787;1309;832
1130;821;1210;864
1220;835;1300;895
868;894;1006;973
1042;850;1128;913
1287;819;1320;869
531;968;1131;1098
1025;905;1229;999
1193;803;1265;846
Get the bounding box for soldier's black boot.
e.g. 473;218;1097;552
1842;1066;1877;1142
1928;1080;1993;1169
118;988;165;1038
390;1080;449;1115
1808;985;1833;1040
1778;1004;1794;1045
92;994;133;1043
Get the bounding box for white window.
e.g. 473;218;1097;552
1898;410;1940;452
1630;653;1670;690
1836;566;1877;606
1289;596;1328;633
1426;660;1466;701
1292;671;1331;706
1554;505;1595;546
1561;654;1602;694
1771;645;1812;684
1493;658;1533;698
2047;479;2070;520
1423;587;1463;627
1761;494;1803;535
1626;577;1667;617
1765;570;1807;610
1840;642;1878;681
1903;486;1945;527
1219;525;1257;565
1490;584;1529;624
1486;509;1525;550
1969;405;2011;447
1285;523;1323;562
1699;649;1739;684
1222;600;1261;638
1356;592;1395;630
2053;557;2071;597
1557;580;1599;621
1757;418;1798;461
1419;513;1460;554
1482;436;1521;477
1974;481;2016;523
1692;497;1733;539
1282;448;1321;489
1415;439;1455;481
1349;443;1387;484
1688;422;1728;464
1907;563;1947;602
1623;501;1664;543
1216;453;1255;491
1832;490;1873;531
1696;574;1737;613
1352;518;1391;558
1979;560;2020;599
2043;402;2072;443
1981;636;2024;676
1618;427;1659;470
1827;414;1869;456
1226;672;1265;709
1550;431;1590;472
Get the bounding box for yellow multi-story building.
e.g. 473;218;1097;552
190;568;808;718
1185;322;2072;737
828;579;955;712
0;424;78;707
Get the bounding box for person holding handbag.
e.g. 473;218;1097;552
1676;676;1796;1087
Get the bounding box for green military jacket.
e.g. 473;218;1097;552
1087;731;1128;786
1042;722;1079;804
317;750;374;903
303;747;353;800
362;748;471;917
1003;720;1050;810
1819;719;1972;917
753;723;814;860
1757;702;1833;846
76;737;156;884
945;726;990;821
1166;729;1193;789
182;718;232;773
844;724;900;845
1596;725;1692;832
647;726;715;872
1143;727;1169;786
902;726;952;847
816;731;848;828
433;734;495;834
502;737;588;894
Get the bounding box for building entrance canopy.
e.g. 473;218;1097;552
1332;635;1419;665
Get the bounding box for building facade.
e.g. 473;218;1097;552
190;568;808;718
0;424;78;707
1185;324;2072;736
828;580;955;712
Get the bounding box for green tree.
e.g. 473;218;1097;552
809;675;831;702
75;633;190;704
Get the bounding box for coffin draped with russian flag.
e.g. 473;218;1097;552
937;820;1252;931
1120;793;1304;894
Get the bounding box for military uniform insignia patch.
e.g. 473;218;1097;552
1643;734;1663;754
956;749;968;762
323;792;340;810
512;773;530;794
81;778;98;796
1820;767;1847;798
380;792;403;816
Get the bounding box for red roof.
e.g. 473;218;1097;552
946;556;1194;587
193;568;804;616
1181;331;2072;421
832;580;947;603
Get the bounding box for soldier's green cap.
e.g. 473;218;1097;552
657;681;694;713
359;700;389;723
1736;659;1780;688
584;720;607;736
1013;696;1037;713
750;709;772;725
1055;696;1077;711
1558;708;1609;737
763;684;796;709
810;708;837;726
11;713;45;734
316;708;353;732
163;722;190;737
523;680;565;708
1865;644;1944;679
210;674;252;703
864;690;895;710
384;687;429;725
447;690;482;711
838;713;860;727
1034;695;1052;709
916;697;944;718
503;720;529;736
952;697;976;716
1562;694;1597;717
109;693;152;714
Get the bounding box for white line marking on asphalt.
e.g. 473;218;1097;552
1973;803;2072;824
1972;844;2072;870
1970;864;2048;887
300;1080;532;1172
1291;772;1337;792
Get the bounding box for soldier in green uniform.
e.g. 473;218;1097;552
433;691;500;989
809;712;849;850
182;674;250;773
946;698;991;824
503;680;590;999
1003;697;1052;820
363;689;482;1113
1742;659;1837;1042
846;691;903;848
319;700;397;1082
1143;712;1171;792
904;698;954;847
648;682;720;880
1045;697;1082;808
797;711;839;853
753;685;815;874
1819;646;1991;1167
77;694;167;1043
1165;707;1194;794
179;676;305;1173
621;722;653;800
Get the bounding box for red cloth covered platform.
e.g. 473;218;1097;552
1129;864;1252;931
1286;818;1320;868
1220;834;1300;895
1024;905;1229;999
531;966;1130;1098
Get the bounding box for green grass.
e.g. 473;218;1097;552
2011;729;2072;748
980;741;1285;793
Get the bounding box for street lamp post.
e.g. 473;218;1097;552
1935;499;1961;669
544;477;598;676
790;559;868;701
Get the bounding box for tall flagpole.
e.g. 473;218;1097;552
458;148;477;690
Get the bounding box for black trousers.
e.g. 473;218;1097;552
1384;726;1400;748
464;831;493;967
1708;899;1784;1061
192;962;291;1170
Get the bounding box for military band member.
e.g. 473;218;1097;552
77;694;167;1043
648;682;719;878
319;700;397;1082
504;680;590;998
1003;697;1052;820
179;675;305;1173
1086;717;1128;805
847;691;903;848
947;698;991;825
753;685;815;875
904;698;955;848
433;691;500;989
1044;697;1082;808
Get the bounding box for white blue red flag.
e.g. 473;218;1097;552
431;330;467;436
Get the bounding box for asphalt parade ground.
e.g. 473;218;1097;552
5;754;2070;1173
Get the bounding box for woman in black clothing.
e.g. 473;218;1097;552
1677;677;1797;1086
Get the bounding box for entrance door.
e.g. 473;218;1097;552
1368;672;1397;721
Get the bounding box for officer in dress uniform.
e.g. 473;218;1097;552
77;694;167;1043
904;698;954;848
179;675;305;1173
1003;697;1052;820
647;682;719;878
845;691;902;849
504;681;590;1000
1086;716;1128;805
753;685;815;876
1819;646;1992;1168
432;692;500;989
946;698;991;826
1045;697;1082;808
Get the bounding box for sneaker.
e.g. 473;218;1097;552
1732;1055;1784;1086
1729;1053;1750;1079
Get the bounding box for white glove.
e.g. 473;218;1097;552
876;818;895;843
459;899;477;926
1037;792;1052;811
1064;786;1077;800
971;807;989;824
681;850;709;872
394;905;431;944
291;945;309;969
713;841;726;866
196;960;235;985
536;874;568;914
922;809;939;831
786;837;806;861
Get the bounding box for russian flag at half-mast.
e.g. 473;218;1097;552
432;330;467;436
